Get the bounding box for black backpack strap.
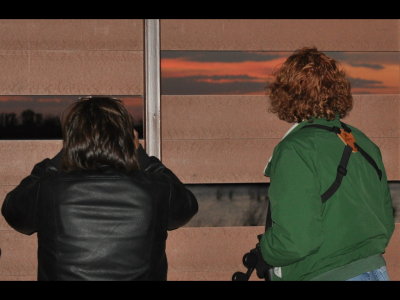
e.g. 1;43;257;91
301;124;353;201
339;121;352;132
340;122;382;180
355;143;383;180
302;124;341;134
301;121;382;202
321;145;352;202
265;198;272;230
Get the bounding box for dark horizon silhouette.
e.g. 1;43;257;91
0;95;144;140
0;109;144;140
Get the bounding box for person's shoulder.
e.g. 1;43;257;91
39;168;136;185
277;126;317;151
344;122;380;150
342;122;365;137
272;136;313;163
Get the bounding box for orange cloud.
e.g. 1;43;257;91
0;95;33;102
342;62;400;94
161;57;286;81
162;54;399;95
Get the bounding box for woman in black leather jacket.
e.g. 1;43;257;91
2;96;198;281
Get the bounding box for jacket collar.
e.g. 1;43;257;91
287;116;342;138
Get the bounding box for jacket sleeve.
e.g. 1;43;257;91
136;145;198;230
260;142;323;267
1;150;63;235
377;148;395;242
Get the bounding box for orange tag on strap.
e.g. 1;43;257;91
337;129;358;152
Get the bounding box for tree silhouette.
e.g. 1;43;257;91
0;110;60;139
0;110;143;140
21;109;35;126
0;113;17;127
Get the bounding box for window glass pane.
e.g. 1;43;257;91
161;51;399;95
185;183;268;227
0;95;144;139
183;182;400;227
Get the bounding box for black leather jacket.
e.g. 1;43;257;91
2;145;198;281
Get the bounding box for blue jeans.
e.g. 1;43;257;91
346;266;390;281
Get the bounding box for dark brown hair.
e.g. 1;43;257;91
267;47;353;123
61;96;139;172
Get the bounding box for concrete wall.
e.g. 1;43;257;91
0;19;143;95
0;19;399;281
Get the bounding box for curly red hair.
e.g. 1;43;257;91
267;47;353;123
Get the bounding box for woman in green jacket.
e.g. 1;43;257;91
260;47;395;281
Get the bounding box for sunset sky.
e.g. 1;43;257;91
161;51;400;95
0;95;144;123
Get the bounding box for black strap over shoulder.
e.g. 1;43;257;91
320;145;352;202
301;121;382;202
355;143;382;181
301;124;341;135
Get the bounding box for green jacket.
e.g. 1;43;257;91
260;117;395;281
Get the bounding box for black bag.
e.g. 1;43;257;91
232;234;272;281
232;203;272;281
